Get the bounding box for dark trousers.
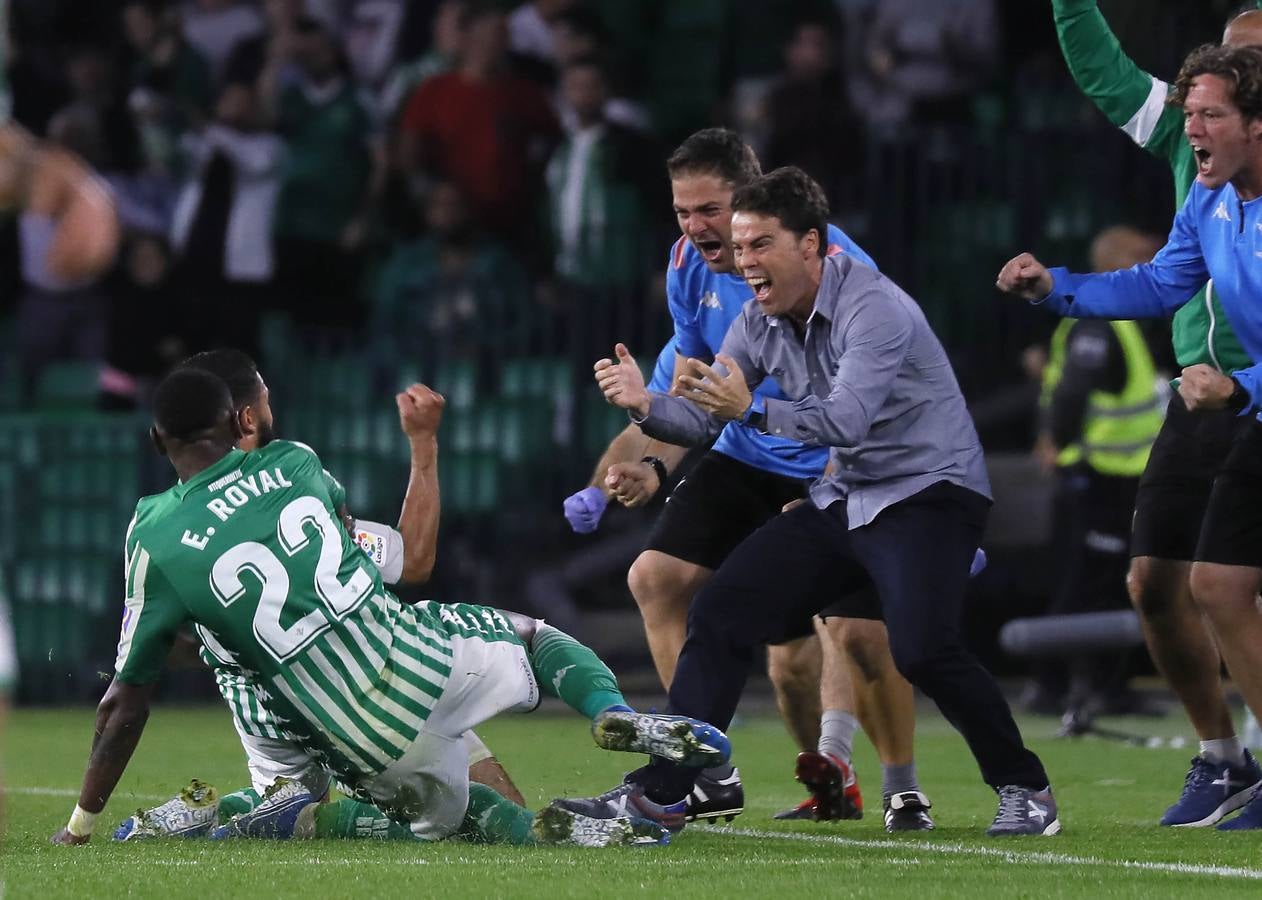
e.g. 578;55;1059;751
660;481;1048;792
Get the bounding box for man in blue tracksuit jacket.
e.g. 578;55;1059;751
998;43;1262;830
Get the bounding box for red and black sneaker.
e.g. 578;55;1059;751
772;752;864;821
794;750;863;820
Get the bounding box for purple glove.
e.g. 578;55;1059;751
563;486;608;533
969;547;988;578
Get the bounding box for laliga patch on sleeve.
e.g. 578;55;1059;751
355;528;388;568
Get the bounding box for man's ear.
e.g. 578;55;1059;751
803;228;820;259
149;425;167;458
228;409;244;442
1251;117;1262;143
237;405;256;440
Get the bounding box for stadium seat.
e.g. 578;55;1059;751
34;361;101;412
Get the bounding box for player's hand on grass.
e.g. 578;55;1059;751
675;354;752;421
606;461;659;508
996;253;1054;301
563;486;608;533
396;384;445;438
1179;364;1236;412
50;828;90;846
595;344;649;417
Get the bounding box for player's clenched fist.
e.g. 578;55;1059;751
996;252;1054;302
396;383;446;437
594;343;650;417
1178;363;1236;412
606;461;658;508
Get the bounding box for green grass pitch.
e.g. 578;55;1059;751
5;702;1262;898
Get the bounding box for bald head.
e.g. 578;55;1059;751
1089;225;1162;273
1225;9;1262;48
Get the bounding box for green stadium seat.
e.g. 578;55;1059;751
499;357;570;400
34;361;101;412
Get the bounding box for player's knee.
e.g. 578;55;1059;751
767;646;817;699
627;554;688;619
837;619;888;681
886;636;946;687
1127;557;1193;622
1188;564;1255;620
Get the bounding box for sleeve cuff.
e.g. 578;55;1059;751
1231;371;1260;417
740;394;766;425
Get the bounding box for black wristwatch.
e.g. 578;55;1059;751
1228;377;1250;414
640;455;669;487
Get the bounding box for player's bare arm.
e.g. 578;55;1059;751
0;123;119;282
51;680;159;845
394;384;445;583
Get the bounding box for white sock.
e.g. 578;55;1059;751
1200;737;1246;767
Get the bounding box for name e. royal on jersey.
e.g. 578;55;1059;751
180;467;294;551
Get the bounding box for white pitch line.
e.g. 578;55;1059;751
720;827;1262;881
8;787;169;801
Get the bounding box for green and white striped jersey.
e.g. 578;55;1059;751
116;440;454;779
195;466;349;742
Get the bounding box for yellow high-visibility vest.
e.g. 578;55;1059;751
1040;319;1163;476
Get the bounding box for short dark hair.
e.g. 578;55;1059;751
666;128;761;187
1171;43;1262;119
152;368;235;442
730;167;830;258
179;349;262;409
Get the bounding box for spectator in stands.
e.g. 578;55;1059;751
372;179;528;366
49;44;141;177
100;233;182;409
396;2;558;243
181;0;266;82
122;0;215;125
170;79;284;361
544;58;659;294
759;17;864;208
508;0;575;70
342;0;411;93
380;0;469;121
856;0;998;130
549;10;649;133
268;16;383;342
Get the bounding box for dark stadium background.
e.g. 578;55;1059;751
0;0;1237;704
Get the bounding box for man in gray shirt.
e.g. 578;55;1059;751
571;167;1057;837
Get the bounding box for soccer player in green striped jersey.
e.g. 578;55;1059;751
52;368;729;847
112;349;525;841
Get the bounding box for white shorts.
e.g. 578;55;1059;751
235;727;332;799
0;594;16;694
357;631;539;840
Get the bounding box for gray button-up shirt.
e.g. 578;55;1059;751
638;254;991;527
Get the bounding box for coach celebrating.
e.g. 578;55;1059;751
591;167;1057;837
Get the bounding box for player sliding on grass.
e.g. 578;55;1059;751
112;350;526;841
51;368;730;847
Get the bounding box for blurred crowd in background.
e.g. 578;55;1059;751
0;0;1249;703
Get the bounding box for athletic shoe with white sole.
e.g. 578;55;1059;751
591;710;731;768
532;802;670;847
1217;784;1262;830
113;779;219;840
883;791;934;832
986;785;1060;837
209;778;316;840
686;768;744;823
549;779;688;833
1161;752;1262;827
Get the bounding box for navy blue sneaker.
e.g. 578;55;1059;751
1161;752;1262;827
1218;785;1262;830
209;779;316;840
591;710;731;768
549;780;689;833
